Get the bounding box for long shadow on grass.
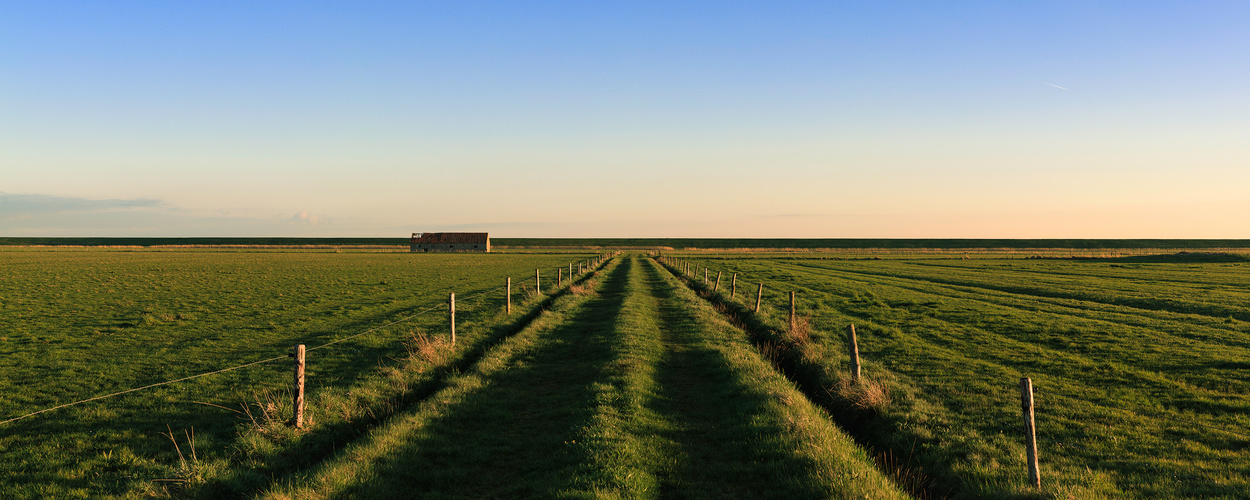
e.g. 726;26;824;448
0;289;472;496
322;258;634;499
638;260;835;499
654;258;975;500
188;260;619;498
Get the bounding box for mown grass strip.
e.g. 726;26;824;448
255;257;626;499
258;255;908;499
167;257;620;498
604;256;908;499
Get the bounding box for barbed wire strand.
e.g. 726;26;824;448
0;280;526;427
0;354;288;426
661;255;1250;472
1;256;623;427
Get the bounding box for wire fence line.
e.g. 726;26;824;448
0;354;291;426
657;254;1249;491
0;260;602;427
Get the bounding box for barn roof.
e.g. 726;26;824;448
411;232;489;244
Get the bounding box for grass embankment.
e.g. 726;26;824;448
663;255;1250;499
0;248;602;498
262;255;906;499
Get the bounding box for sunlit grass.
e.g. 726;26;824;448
670;253;1250;498
0;247;598;498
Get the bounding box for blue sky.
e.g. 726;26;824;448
2;1;1247;237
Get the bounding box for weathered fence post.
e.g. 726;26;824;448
536;269;541;294
848;324;861;382
1021;377;1040;488
449;292;456;345
704;268;708;285
789;291;796;327
292;344;305;428
731;273;737;298
755;283;764;313
558;268;562;287
569;262;573;277
714;271;722;292
506;277;511;314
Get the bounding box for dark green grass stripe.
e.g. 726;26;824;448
693;257;1250;497
763;259;1250;361
634;259;832;498
790;260;1250;322
746;260;1250;416
269;258;633;498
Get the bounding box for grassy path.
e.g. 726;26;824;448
617;256;903;498
261;255;906;499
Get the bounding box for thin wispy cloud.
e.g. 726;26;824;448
290;210;330;225
0;193;352;236
0;192;164;218
1045;82;1069;91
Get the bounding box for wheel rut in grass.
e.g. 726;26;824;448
311;257;634;498
624;257;851;498
262;256;907;499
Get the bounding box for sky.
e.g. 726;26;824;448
2;1;1247;238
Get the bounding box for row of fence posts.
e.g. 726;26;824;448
287;252;618;430
657;256;1042;489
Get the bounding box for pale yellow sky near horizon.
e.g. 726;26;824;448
3;3;1248;238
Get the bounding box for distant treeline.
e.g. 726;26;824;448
5;237;1250;250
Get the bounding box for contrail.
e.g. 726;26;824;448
1045;82;1069;91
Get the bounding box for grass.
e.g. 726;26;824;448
665;254;1250;498
15;244;1242;498
0;247;602;498
260;255;907;499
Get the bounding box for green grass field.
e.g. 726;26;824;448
258;256;905;499
4;246;1247;498
666;253;1250;498
0;247;601;498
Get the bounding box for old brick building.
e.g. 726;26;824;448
409;232;490;253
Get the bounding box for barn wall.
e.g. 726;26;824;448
409;243;489;253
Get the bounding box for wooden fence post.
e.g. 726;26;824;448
789;291;796;327
704;268;708;285
506;277;511;314
1021;377;1040;488
848;324;861;382
558;268;562;287
292;344;305;428
449;292;456;345
714;271;722;292
536;269;541;294
755;283;764;313
731;273;737;298
569;262;573;277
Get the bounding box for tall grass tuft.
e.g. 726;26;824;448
403;330;451;367
830;377;892;413
787;313;813;345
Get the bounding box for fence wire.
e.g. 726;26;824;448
0;269;577;427
657;255;1250;492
